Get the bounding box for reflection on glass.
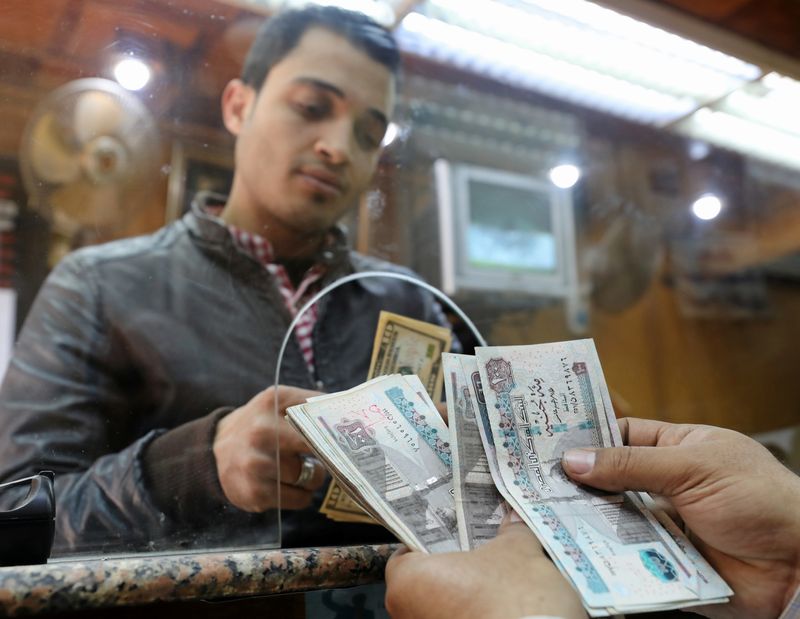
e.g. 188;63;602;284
113;57;152;91
466;181;556;273
0;0;799;564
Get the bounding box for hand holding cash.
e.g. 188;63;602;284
562;418;800;619
287;333;740;616
214;385;325;512
385;416;800;619
385;511;586;619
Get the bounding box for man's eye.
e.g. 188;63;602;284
294;101;328;119
362;133;382;151
356;122;385;151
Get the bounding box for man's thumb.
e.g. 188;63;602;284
561;445;689;496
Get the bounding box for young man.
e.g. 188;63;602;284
0;6;451;554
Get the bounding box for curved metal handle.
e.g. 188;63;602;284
273;270;487;394
271;271;486;544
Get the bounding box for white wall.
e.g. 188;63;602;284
0;288;15;383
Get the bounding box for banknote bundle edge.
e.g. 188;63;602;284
319;311;452;523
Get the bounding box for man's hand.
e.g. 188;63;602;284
213;385;327;512
435;401;448;424
384;512;586;619
562;417;800;619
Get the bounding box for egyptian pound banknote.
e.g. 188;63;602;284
319;311;452;523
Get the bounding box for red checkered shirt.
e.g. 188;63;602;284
227;226;326;376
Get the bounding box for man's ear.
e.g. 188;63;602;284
221;79;255;137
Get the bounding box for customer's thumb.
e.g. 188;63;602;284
492;507;546;556
561;445;688;496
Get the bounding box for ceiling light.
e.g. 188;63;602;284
396;0;800;171
113;57;151;91
692;194;722;220
398;0;761;126
678;107;800;171
382;122;401;147
716;75;800;138
687;140;711;161
427;0;755;102
397;13;695;125
516;0;758;80
549;164;581;188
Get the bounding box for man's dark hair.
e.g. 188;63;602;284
241;6;400;91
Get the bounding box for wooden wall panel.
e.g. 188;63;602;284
0;0;70;52
654;0;800;57
654;0;753;20
67;2;202;59
491;275;800;436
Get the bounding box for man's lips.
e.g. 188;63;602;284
295;167;345;198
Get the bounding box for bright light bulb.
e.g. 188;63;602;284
549;164;581;188
114;57;151;91
692;194;722;220
688;140;711;160
382;122;400;147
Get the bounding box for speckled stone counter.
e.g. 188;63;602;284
0;544;397;617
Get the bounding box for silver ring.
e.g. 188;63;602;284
293;455;317;489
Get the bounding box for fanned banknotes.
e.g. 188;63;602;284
288;339;732;616
288;374;460;553
319;311;452;523
442;353;507;549
471;340;732;616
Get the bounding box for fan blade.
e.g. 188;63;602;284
28;112;81;185
83;136;129;184
73;90;125;144
48;178;125;232
48;177;95;222
50;178;122;230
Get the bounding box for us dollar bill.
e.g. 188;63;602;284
318;483;378;524
288;374;460;553
442;353;506;549
473;340;732;615
320;311;451;523
367;311;452;400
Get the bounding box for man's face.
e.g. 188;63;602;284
229;27;395;237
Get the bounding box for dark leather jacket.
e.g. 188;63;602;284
0;198;453;555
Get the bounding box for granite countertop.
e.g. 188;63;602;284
0;544;397;617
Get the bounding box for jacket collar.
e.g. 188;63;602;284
183;191;352;274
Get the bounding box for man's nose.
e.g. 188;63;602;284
313;120;353;165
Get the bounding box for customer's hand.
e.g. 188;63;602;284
213;385;326;512
562;417;800;619
384;512;586;619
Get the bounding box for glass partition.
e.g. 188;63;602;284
1;0;799;560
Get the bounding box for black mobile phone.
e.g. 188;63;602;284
0;471;56;566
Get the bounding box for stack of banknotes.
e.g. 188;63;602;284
318;311;452;523
287;338;733;616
